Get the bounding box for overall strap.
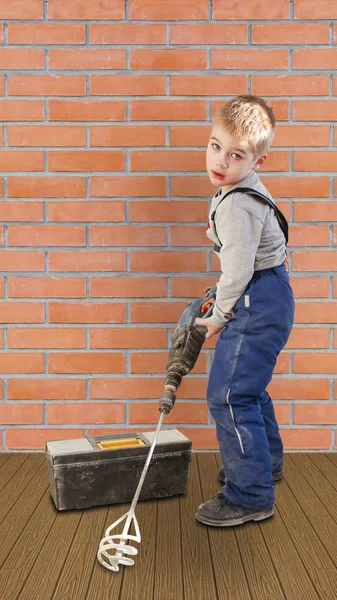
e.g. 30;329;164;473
210;186;289;253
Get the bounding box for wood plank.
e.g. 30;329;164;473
0;453;29;493
18;508;83;599
179;454;218;600
309;453;337;495
51;505;109;600
214;453;286;600
0;453;12;471
0;489;58;599
197;453;252;600
326;452;337;471
153;495;184;600
0;454;44;525
0;456;48;565
276;456;337;599
285;455;337;567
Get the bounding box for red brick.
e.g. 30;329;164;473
274;354;289;375
90;23;166;44
170;226;209;247
8;378;86;400
131;150;205;173
288;225;330;247
90;75;165;96
6;428;85;450
8;327;86;349
131;100;206;122
130;351;206;374
171;23;247;45
90;376;207;399
280;429;331;451
0;404;43;425
130;0;208;19
48;352;125;374
0;49;44;69
179;427;217;450
90;225;167;247
260;151;289;172
260;177;330;198
294;151;337;172
8;126;86;147
294;404;337;426
47;402;125;425
49;49;126;70
8;176;86;198
0;150;44;172
252;75;329;97
49;250;126;272
90;176;166;198
272;125;330;147
285;327;330;349
0;25;3;44
8;225;85;246
49;302;126;324
293;251;337;272
295;0;337;19
294;49;337;71
90;328;167;349
131;301;187;324
90;276;167;298
90;125;165;148
333;279;337;299
170;75;247;96
130;250;206;273
47;200;125;222
129;402;208;425
0;352;44;373
0;201;42;221
274;404;291;425
8;75;85;96
268;377;330;400
8;277;86;298
170;126;210;148
171;176;215;198
131;49;206;71
0;302;44;323
129;200;208;222
290;276;329;298
294;201;337;222
295;302;337;324
48;150;125;172
212;0;289;19
49;100;126;122
293;100;337;122
0;251;44;271
294;353;337;374
212;49;288;70
171;277;217;298
0;100;44;122
48;0;125;20
252;23;329;44
8;23;86;44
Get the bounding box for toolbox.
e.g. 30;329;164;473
46;429;192;511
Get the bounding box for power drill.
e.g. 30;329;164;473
158;285;217;414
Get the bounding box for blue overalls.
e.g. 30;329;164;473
207;263;294;510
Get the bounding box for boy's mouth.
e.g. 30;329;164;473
212;170;225;180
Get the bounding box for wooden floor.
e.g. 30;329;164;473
0;452;337;600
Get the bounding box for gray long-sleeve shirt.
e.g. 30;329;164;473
206;170;286;328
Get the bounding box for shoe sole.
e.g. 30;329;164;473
195;506;274;527
218;472;283;485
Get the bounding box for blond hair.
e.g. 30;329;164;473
213;95;276;157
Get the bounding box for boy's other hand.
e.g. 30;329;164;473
194;317;224;340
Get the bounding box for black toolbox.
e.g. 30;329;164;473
46;429;192;510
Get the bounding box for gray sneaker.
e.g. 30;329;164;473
218;465;283;484
196;493;274;527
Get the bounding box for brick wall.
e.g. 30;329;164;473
0;0;336;451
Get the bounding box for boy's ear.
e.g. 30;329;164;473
254;155;267;170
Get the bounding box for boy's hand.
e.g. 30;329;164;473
194;317;224;340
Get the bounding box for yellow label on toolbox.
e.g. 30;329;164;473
96;438;146;450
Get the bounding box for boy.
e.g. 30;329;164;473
194;95;294;527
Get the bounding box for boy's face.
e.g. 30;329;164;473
206;123;266;190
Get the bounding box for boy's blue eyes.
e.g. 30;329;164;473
211;143;242;160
